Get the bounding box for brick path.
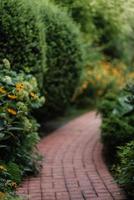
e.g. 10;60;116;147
17;112;126;200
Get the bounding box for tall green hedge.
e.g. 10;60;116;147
1;0;85;118
52;0;125;59
0;0;46;86
38;1;85;117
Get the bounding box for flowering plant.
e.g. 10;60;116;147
72;60;134;105
0;59;45;193
0;164;17;194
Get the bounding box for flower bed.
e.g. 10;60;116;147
0;59;45;198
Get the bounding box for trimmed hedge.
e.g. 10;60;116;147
0;0;46;86
39;1;85;117
1;0;85;118
53;0;125;60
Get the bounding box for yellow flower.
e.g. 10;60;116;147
7;108;17;115
30;92;37;99
16;83;24;91
0;165;7;172
0;192;5;199
8;94;17;100
82;83;88;90
0;87;6;94
11;181;17;189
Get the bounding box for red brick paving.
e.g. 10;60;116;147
17;112;126;200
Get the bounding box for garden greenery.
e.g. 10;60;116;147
116;141;134;197
0;0;46;87
0;59;45;195
52;0;126;60
98;83;134;197
1;0;134;198
0;0;85;117
38;0;85;117
73;61;134;107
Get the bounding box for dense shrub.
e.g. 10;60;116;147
99;82;134;195
73;61;134;107
0;0;46;86
99;84;134;154
0;59;45;194
101;115;134;156
97;92;119;118
38;1;85;117
53;0;125;59
116;141;134;198
52;0;95;37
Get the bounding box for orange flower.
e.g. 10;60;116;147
7;108;17;115
8;94;17;100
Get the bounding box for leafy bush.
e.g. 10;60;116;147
73;61;134;107
0;0;46;86
0;164;17;193
53;0;125;59
101;115;134;156
99;83;134;154
52;0;94;37
99;82;134;196
38;1;85;117
0;59;45;193
116;141;134;198
97;92;118;118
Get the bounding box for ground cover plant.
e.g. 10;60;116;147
0;59;45;197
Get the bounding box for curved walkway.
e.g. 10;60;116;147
17;112;126;200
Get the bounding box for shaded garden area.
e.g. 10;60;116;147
0;0;134;199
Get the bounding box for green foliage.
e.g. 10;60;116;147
0;59;44;162
0;164;17;193
2;193;23;200
53;0;124;59
100;86;134;156
126;83;134;107
99;82;134;196
7;163;22;184
0;59;45;193
101;114;134;155
2;194;24;200
0;0;46;86
97;92;118;118
116;141;134;197
37;0;85;117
